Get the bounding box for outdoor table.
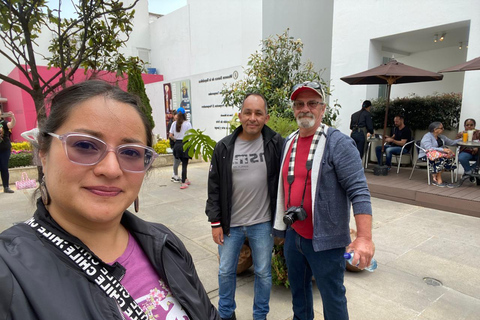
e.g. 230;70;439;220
454;140;480;186
364;136;382;169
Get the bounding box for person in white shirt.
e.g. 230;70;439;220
169;107;193;189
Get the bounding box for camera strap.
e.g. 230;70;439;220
24;217;149;320
286;125;325;208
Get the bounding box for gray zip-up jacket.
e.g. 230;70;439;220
273;125;372;251
0;199;220;320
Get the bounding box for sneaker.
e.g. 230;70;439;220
3;187;14;193
171;177;181;183
185;179;191;185
431;181;446;187
180;183;189;189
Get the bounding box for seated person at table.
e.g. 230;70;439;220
455;118;480;175
375;115;412;169
419;122;459;187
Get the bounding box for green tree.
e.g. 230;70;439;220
0;0;139;125
221;29;340;127
127;58;154;129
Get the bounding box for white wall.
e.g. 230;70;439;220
330;0;480;135
149;0;263;80
124;0;152;59
262;0;334;87
460;16;480;125
149;6;192;79
147;0;265;141
390;46;467;98
149;66;243;142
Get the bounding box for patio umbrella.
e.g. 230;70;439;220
439;56;480;73
341;59;444;151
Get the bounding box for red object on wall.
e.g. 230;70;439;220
0;66;163;142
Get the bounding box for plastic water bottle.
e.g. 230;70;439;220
344;251;377;272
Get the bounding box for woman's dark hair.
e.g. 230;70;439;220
464;118;476;126
175;112;187;132
428;121;442;133
38;80;153;154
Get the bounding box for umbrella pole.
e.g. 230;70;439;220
381;84;392;153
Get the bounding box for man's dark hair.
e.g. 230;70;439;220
241;93;268;114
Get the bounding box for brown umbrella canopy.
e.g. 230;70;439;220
341;59;443;151
439;56;480;73
341;59;444;85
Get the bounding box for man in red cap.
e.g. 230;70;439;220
273;81;374;320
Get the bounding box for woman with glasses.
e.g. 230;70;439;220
0;80;219;320
455;118;480;176
419;122;459;187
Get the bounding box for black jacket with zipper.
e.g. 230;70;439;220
205;125;283;235
0;199;219;320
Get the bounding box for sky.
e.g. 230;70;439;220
149;0;187;15
47;0;187;18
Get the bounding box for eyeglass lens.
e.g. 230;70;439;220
293;101;323;109
64;134;154;172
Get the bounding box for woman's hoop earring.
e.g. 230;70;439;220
40;177;51;206
134;197;139;213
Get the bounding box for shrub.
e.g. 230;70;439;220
268;114;297;138
221;29;341;127
11;142;32;151
271;244;289;288
153;139;170;154
370;93;461;132
9;151;33;168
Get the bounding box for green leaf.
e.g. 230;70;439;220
183;129;217;162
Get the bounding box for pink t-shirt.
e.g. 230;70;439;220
113;233;190;320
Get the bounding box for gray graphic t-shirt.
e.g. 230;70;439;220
230;135;270;227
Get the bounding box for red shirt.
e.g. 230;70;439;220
282;134;314;239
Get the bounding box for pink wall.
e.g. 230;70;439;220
0;66;163;142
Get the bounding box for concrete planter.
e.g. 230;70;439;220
8;154;205;186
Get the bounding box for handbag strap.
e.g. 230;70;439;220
22;172;29;181
24;217;148;320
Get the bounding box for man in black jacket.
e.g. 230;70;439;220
205;93;283;320
350;100;374;158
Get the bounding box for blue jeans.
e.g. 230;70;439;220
458;151;479;173
284;228;348;320
218;221;274;320
375;145;405;166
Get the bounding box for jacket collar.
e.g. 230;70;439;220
32;198;143;278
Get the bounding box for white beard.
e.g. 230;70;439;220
296;112;316;128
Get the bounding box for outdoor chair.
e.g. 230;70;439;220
409;140;454;185
393;139;415;174
454;145;479;182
